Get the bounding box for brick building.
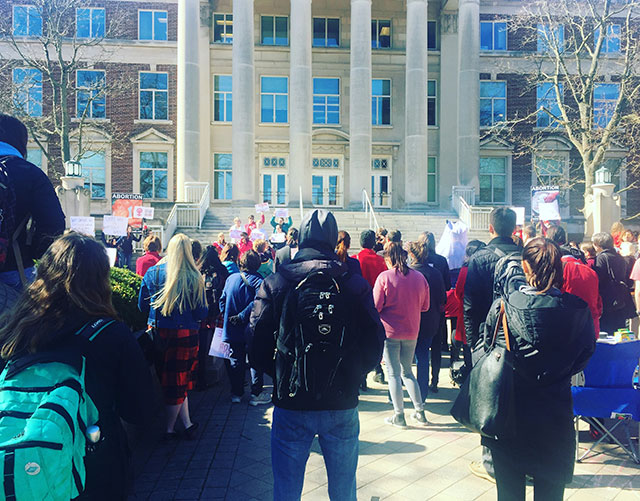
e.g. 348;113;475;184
1;0;637;232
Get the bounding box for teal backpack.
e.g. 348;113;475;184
0;318;114;501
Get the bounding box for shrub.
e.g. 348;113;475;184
110;267;147;331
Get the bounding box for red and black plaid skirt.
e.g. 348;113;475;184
156;328;199;405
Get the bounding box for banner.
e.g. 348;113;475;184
133;206;155;219
111;193;143;227
69;216;95;237
102;215;129;236
531;186;561;220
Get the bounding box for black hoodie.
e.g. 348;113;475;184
249;210;385;410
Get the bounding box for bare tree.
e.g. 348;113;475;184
0;0;132;178
490;0;640;209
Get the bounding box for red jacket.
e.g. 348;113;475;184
454;266;468;343
561;256;602;337
136;251;161;277
237;239;253;257
356;248;388;288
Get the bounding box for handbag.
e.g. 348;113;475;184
450;301;516;440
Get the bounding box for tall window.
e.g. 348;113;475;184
213;153;232;200
76;70;106;119
80;151;106;199
594;83;619;128
427;20;438;51
536;82;563;128
261;16;288;45
139;72;168;120
537;24;564;53
139;10;167;41
371;20;391;49
372;79;391;126
535;156;565;186
27;147;44;171
479;157;507;204
427;157;438;203
313;78;340;125
260;76;288;123
427;80;437;126
140;152;168;199
480;81;506;127
76;8;105;38
13;5;42;36
313;18;339;47
480;21;507;51
213;14;233;43
213;75;232;122
595;24;621;53
13;68;42;117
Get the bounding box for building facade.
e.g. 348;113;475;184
2;0;637;224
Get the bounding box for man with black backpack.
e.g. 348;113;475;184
250;209;384;501
463;207;520;483
0;115;65;295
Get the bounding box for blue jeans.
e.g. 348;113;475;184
415;335;434;402
0;266;36;291
271;407;359;501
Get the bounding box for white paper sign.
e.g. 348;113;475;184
274;208;289;219
255;202;270;213
538;200;561;221
102;215;129;236
105;248;118;267
270;232;286;243
229;229;243;241
209;327;231;359
70;216;95;237
250;229;266;241
510;207;526;226
133;206;155;219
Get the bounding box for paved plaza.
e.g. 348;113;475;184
129;363;640;501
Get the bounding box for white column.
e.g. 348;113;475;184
349;0;372;208
457;0;480;188
177;0;200;201
232;0;255;203
289;0;312;206
198;1;211;185
404;0;428;206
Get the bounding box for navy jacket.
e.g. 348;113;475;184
411;261;447;338
220;271;263;343
138;263;208;329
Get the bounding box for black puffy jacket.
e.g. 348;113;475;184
463;236;521;350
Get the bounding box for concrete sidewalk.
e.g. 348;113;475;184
128;368;640;501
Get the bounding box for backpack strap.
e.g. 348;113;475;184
74;318;116;343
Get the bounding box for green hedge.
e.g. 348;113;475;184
110;267;147;331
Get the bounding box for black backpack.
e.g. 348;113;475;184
0;157;18;273
492;247;526;301
274;271;351;401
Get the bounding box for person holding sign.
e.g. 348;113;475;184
229;217;243;243
270;213;292;234
269;224;287;251
244;214;265;236
116;226;141;270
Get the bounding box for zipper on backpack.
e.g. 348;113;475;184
0;379;82;397
0;441;63;451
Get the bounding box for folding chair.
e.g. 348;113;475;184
572;339;640;464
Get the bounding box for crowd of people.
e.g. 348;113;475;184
0;112;636;500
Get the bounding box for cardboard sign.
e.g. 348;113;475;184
510;207;526;226
69;216;95;237
538;200;561;221
531;186;561;219
270;232;286;243
105;248;118;267
250;229;266;241
102;215;129;237
274;208;289;219
209;327;231;359
133;206;155;219
255;202;270;213
112;193;143;227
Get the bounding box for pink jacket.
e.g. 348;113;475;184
373;268;430;340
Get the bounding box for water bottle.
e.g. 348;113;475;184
86;425;101;444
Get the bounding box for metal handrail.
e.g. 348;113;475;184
299;186;304;221
362;189;380;230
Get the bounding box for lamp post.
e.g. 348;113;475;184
595;165;612;185
64;160;82;177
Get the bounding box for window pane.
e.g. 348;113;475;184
139;11;152;39
263;175;272;203
214;94;225;121
215;75;232;92
479;100;492;126
92;9;105;37
427;80;436;96
495;22;507;50
261;16;274;44
77;8;90;37
275;16;288;45
154;11;167;40
493;98;506;123
13;6;27;36
275;94;288;122
479;175;491;203
427;20;437;50
313;18;325;46
262;77;287;93
261;95;273;122
226;94;232;121
312;176;323;204
29;7;42;36
154;169;168;198
155;91;168;119
381;97;391;125
378;20;391;48
27;148;42;169
277;175;286;204
140;169;153;198
480;157;506;174
480;22;493;50
327;18;339;47
214;14;225;41
140;91;153;119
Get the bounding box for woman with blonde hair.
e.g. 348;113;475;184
139;233;208;439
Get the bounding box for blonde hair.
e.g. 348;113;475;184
253;239;268;253
152;233;206;317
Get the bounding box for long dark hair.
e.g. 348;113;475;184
408;239;429;264
220;243;239;263
0;232;118;359
522;237;564;293
336;230;351;263
198;245;227;276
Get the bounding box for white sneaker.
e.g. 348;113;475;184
249;391;272;406
231;395;242;404
411;410;429;426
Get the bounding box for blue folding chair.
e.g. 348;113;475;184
572;339;640;463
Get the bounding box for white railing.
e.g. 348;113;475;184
299;186;304;222
134;224;166;251
362;189;381;230
155;182;211;247
452;185;476;209
455;195;492;231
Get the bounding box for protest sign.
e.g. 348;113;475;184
255;202;269;213
102;215;129;236
229;229;243;241
105;248;118;267
538;200;561;221
112;193;143;227
250;229;266;241
133;206;155;219
70;216;95;237
531;186;561;220
270;232;286;243
510;207;526;226
209;327;231;359
274;208;289;219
